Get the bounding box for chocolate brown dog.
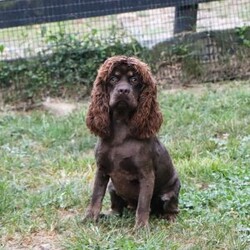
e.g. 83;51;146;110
85;56;180;228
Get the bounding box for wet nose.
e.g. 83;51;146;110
117;86;130;95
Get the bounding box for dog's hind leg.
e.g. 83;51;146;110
108;180;126;216
161;179;181;222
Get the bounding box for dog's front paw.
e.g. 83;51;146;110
83;208;100;222
134;217;150;230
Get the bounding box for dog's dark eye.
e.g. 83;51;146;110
109;76;118;85
136;83;144;91
130;76;138;84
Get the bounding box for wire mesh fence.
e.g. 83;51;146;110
0;0;249;105
0;0;249;60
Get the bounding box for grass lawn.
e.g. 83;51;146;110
0;81;249;249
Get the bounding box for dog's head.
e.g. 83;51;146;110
108;62;142;113
86;56;163;139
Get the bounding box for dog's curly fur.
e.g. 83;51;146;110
86;55;163;139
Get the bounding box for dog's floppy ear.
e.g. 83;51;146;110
86;67;111;138
129;59;163;139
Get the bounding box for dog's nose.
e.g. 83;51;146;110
117;87;130;95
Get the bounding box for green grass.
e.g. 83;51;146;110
0;81;250;249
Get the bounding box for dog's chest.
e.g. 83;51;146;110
97;140;146;178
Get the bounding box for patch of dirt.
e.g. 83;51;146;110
57;208;79;221
168;84;215;95
161;83;218;95
160;80;250;95
3;231;62;250
42;98;78;117
0;97;87;116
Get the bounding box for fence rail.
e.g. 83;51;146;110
1;0;216;33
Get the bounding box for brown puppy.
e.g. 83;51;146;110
85;56;180;228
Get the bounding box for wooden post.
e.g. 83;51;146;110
174;4;198;34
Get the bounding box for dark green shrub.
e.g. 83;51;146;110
0;28;149;103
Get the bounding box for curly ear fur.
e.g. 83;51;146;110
86;75;111;138
129;58;163;138
86;56;163;139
